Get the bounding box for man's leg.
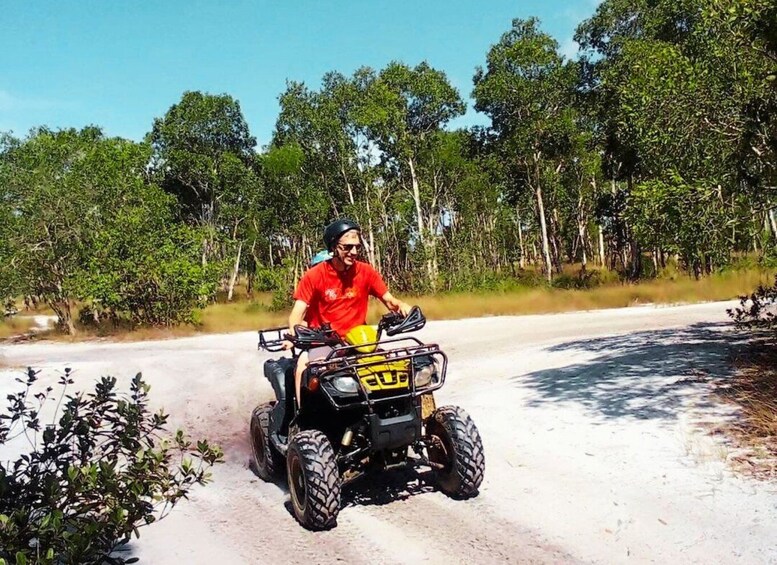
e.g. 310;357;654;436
294;351;309;409
294;347;332;410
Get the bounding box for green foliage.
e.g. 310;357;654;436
728;275;777;332
85;221;221;327
0;369;223;564
0;128;219;333
628;175;731;277
3;1;777;314
147;90;267;281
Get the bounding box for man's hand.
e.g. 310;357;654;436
383;293;412;317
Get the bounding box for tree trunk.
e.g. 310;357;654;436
408;157;434;285
342;164;355;206
598;225;606;267
550;207;563;273
365;194;377;266
227;241;242;302
535;185;553;282
517;206;526;269
246;251;256;296
51;300;76;336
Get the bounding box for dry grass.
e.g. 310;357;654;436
16;266;775;342
199;301;288;333
0;316;37;340
715;340;777;480
381;267;775;321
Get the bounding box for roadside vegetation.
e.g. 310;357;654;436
0;369;223;564
1;0;775;338
2;261;767;342
720;278;777;479
0;316;35;340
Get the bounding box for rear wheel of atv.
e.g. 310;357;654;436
249;403;284;481
426;405;485;499
287;430;341;530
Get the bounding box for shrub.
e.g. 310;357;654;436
727;275;777;332
0;369;223;564
552;269;606;290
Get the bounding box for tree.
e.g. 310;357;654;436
270;76;366;279
576;0;777;273
473;18;579;282
628;175;731;277
147;91;260;268
354;62;466;288
0;127;218;334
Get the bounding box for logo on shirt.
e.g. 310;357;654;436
323;287;358;302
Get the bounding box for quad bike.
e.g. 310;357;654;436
250;307;485;530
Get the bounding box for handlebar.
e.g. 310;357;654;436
257;307;426;352
379;305;426;336
257;323;341;352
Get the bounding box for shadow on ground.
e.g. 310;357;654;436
340;465;436;508
512;322;750;422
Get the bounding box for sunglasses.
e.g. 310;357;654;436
337;243;362;253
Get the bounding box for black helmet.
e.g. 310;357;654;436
324;218;360;251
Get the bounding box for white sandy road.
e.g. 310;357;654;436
1;301;776;564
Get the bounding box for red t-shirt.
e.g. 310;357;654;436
293;260;388;336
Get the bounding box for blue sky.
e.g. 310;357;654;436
1;1;601;148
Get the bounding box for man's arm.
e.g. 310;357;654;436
288;299;308;335
282;300;308;350
365;263;411;316
381;292;412;317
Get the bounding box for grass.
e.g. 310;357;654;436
715;338;777;480
409;267;774;321
0;316;37;340
195;265;776;334
11;264;775;343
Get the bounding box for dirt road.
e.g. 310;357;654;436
2;302;776;564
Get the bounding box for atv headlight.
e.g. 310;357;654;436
414;363;437;388
332;375;359;394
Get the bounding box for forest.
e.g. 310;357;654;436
1;0;775;334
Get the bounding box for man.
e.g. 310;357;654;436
287;218;412;404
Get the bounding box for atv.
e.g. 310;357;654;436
250;307;485;530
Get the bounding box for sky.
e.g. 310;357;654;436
1;0;601;148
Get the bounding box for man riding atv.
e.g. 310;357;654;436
251;219;485;530
286;219;412;405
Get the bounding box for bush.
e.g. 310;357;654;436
84;210;221;328
0;369;223;564
551;269;606;290
727;275;777;332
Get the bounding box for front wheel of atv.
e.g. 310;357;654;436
286;430;341;530
249;403;284;481
426;405;485;499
